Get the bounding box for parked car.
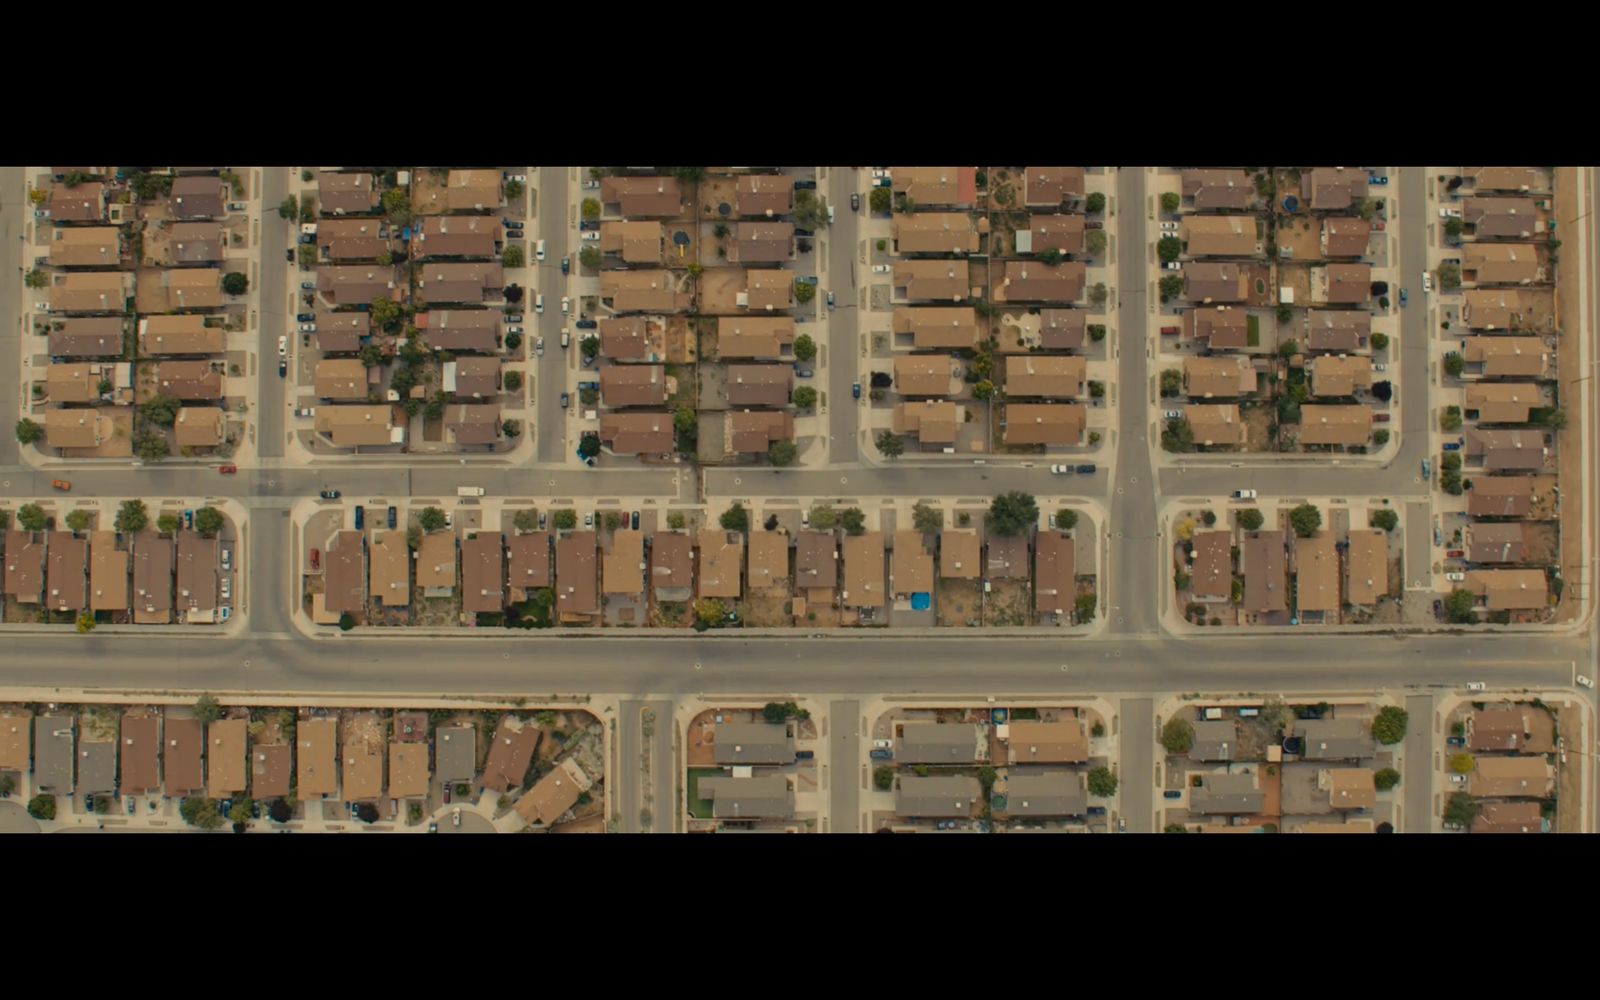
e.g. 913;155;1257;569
295;406;315;418
219;464;237;475
506;325;522;336
1371;363;1386;372
1161;261;1181;271
278;335;288;357
1374;412;1391;422
870;169;890;179
631;510;640;530
1445;571;1466;582
1160;326;1179;335
1446;735;1465;747
1050;464;1071;474
1162;409;1183;421
452;807;461;827
1075;464;1096;474
534;239;546;261
1438;206;1462;219
443;784;452;804
535;336;544;356
534;294;544;313
387;506;398;529
1398;288;1408;307
51;479;71;491
1449;773;1467;785
126;796;135;814
559;391;570;409
1421;270;1434;294
221;548;232;570
300;281;315;291
1232;489;1257;500
183;510;193;530
581;231;600;242
505;312;523;323
309;548;320;570
1421;459;1431;481
560;256;570;275
872;739;893;750
793;178;817;190
1163;790;1183;799
1447;549;1465;558
296;313;315;322
85;793;95;812
1159;221;1179;231
795;368;813;378
1434;526;1443;546
871;264;891;273
583;511;594;528
299;323;315;333
1466;682;1486;692
560;296;570;314
850;192;860;211
278;360;287;378
575;318;597;330
852;383;862;399
826;291;835;309
795;750;814;760
1442;440;1462;451
1577;675;1594;689
320;489;341;500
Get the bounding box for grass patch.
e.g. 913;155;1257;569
1246;314;1261;347
687;767;721;819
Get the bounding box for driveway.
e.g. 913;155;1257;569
0;800;40;834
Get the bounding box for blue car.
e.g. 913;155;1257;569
852;383;861;399
1421;458;1431;481
1398;288;1408;308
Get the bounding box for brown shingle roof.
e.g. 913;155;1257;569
49;317;124;358
297;717;339;798
1184;355;1255;398
169;176;226;219
892;307;981;350
1242;530;1288;613
998;260;1085;303
1467;476;1537;518
795;531;837;591
480;717;539;793
1181;169;1254;210
507;531;551;599
555;531;598;618
207;719;247;797
164;716;204;797
732;222;794;263
697;529;743;599
1183;215;1258;256
895;355;956;397
318;172;377;215
89;530;128;612
650;531;693;600
1309;354;1373;397
842;531;885;608
600;175;684;217
1297;404;1371;446
1190;530;1232;600
602;529;645;596
46;531;87;612
726;364;793;406
1184;404;1246;448
139;314;223;356
461;532;505;613
1183;261;1246;303
735;174;792;217
323;530;365;614
1038;309;1087;350
120;710;160;795
421;309;500;353
1465;569;1548;610
1003;403;1085;446
1005;354;1086;398
602;270;678;313
747;530;788;590
892;400;962;443
890;167;977;206
445;169;501;212
1185;306;1249;349
315;358;369;400
1322;217;1372;257
417;215;499;258
1295;533;1339;613
599;411;674;454
1464;197;1539;239
894;259;970;301
894;213;981;254
369;530;410;607
601;365;669;407
1023;167;1085;207
49;226;120;267
1346;529;1387;606
1034;531;1075;614
890;530;933;597
1302;167;1367;211
940;529;980;579
1317;263;1371;304
1305;310;1370;351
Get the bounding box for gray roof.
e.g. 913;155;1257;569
435;725;477;782
34;714;75;793
1006;771;1087;817
897;722;982;764
1189;772;1264;814
896;775;981;817
1297;718;1374;760
714;723;793;765
1189;720;1237;761
77;740;117;794
698;775;792;819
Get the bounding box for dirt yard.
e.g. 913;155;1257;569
1276;216;1322;261
1242;401;1275;451
695;269;746;319
986;579;1030;626
741;592;792;627
939;579;982;626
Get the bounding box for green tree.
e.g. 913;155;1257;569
17;504;47;532
114;499;149;534
553;509;577;531
504;179;525;201
794;280;816;304
1084;229;1108;257
1158;274;1184;302
228;798;255;825
24;269;48;289
1164;823;1190;833
194;506;224;538
157;513;180;536
370;296;401;330
503;370;523;393
792;189;829;229
839;507;867;536
581;198;601;221
1371;706;1409;745
873;764;895;790
666;511;686;530
16;417;44;444
1443;792;1480;828
869;187;892;213
1373;768;1401;791
1443;216;1464;240
1161;417;1194;453
1087;192;1107;213
1161;718;1195;754
1372;429;1390;447
1157;235;1182;263
381;188;411;224
1443;352;1465;378
578;246;601;269
1437;262;1461;290
139;394;182;427
278;195;298;220
1439;406;1462;432
912;502;943;535
1355;197;1377;221
65;509;92;534
1449;752;1475;775
768;440;797;466
1087;766;1118;797
1055;509;1078;531
1369;331;1389;351
194;694;223;725
1287;503;1322;538
296;244;318;268
1444;588;1477;623
75;612;96;634
673;407;697;434
502;243;525;268
604;511;621;532
986;491;1039;537
792;334;817;362
1369;508;1399;532
578;434;601;460
1542;409;1568;431
809;505;838;531
1075;592;1097;622
1160;191;1180;213
694;598;727;627
580;335;601;361
875;430;904;459
791;386;817;409
27;794;56;821
418;507;447;532
719;502;750;533
180;797;225;830
1038;248;1064;266
222;272;249;296
514;508;539;533
1239;508;1264;531
971;380;995;401
1088;282;1109;307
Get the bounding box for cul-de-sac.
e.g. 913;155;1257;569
0;165;1594;836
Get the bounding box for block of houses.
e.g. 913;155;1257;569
841;531;885;611
1005;355;1086;398
893;307;981;350
1464;569;1548;611
1183;262;1246;303
1007;772;1088;818
555;531;599;622
996;260;1085;303
1182;215;1259;256
893;213;981;254
1346;529;1387;607
1003;403;1086;447
461;533;505;615
892;400;963;447
318;172;378;215
1297;404;1371;447
1035;531;1075;618
1184;306;1249;349
1242;530;1288;615
1184;404;1246;448
1004;719;1088;764
897;722;984;764
1308;355;1373;397
1181;169;1255;210
1023;167;1086;208
1183;356;1255;398
1189;530;1232;602
896;775;982;818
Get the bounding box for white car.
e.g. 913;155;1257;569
1162;261;1181;271
871;264;891;273
534;294;544;314
560;296;570;314
1232;489;1257;500
581;231;600;242
1159;221;1179;231
1372;363;1386;372
583;511;594;528
1445;571;1466;582
872;739;893;750
1163;410;1183;421
1050;464;1069;474
1422;271;1434;293
452;807;461;827
277;335;288;357
220;578;231;600
1577;675;1594;689
870;169;890;179
560;329;570;349
1448;773;1467;785
800;509;810;527
1466;682;1486;692
535;336;544;357
581;178;600;189
507;173;526;183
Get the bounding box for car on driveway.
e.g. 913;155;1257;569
387;506;398;529
1466;682;1486;692
581;231;600;242
583;512;594;528
1162;409;1183;421
309;548;320;570
872;739;893;750
1445;571;1466;582
631;511;640;530
443;784;452;804
320;489;341;500
871;264;891;273
296;313;315;323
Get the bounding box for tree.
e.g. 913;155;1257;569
1374;767;1401;791
1444;792;1481;828
839;507;867;536
581;197;601;221
338;612;355;631
986;491;1038;537
792;189;828;230
971;380;995;401
1542;409;1568;431
501;243;526;268
1287;503;1322;538
1157;235;1182;263
1088;282;1109;307
24;269;48;289
1075;592;1097;622
553;509;577;531
1443;352;1464;378
791;385;817;409
1369;508;1399;532
1084;229;1108;257
64;509;92;534
514;509;539;533
1449;752;1475;775
268;799;293;823
1158;274;1184;302
873;765;895;790
16;418;43;444
809;505;838;531
17;504;48;532
875;430;904;459
194;506;224;538
1372;429;1390;447
580;335;601;361
228;798;254;825
1164;823;1190;833
1038;248;1064;266
75;612;96;634
579;246;601;269
1055;509;1078;531
1355;197;1377;221
503;370;523;393
1371;706;1409;745
1444;588;1477;623
503;178;525;201
1239;508;1264;531
1371;380;1392;402
27;794;56;821
1087;766;1118;797
1369;331;1389;351
381;188;411;224
719;502;750;533
140;394;182;428
114;499;149;534
1161;417;1194;453
1161;718;1195;754
1087;192;1107;213
577;434;601;460
762;701;803;724
768;440;797;466
424;391;448;421
669;406;698;435
222;271;249;296
278;195;299;220
793;280;816;304
180;797;225;830
370;296;401;330
157;513;180;536
1160;191;1180;213
792;334;817;362
194;694;223;725
418;507;447;532
299;197;317;223
1437;262;1461;290
694;598;727;627
666;511;686;530
1442;216;1465;240
869;187;892;213
912;502;943;535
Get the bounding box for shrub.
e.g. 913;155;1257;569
1161;718;1195;754
1087;766;1118;797
1374;768;1400;791
1371;706;1409;745
1054;509;1078;531
1239;509;1264;531
1369;508;1399;532
1160;192;1180;213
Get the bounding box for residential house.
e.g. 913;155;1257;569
599;412;674;455
726;365;793;407
316;265;399;307
1006;772;1088;818
599;220;666;265
416;532;456;598
555;531;599;622
697;530;743;600
341;717;384;803
1325;768;1376;811
1469;755;1552;798
695;774;791;821
49;317;124;358
1469;167;1548;194
251;743;292;799
1184;306;1249;349
1465;569;1548;611
1309;355;1373;397
1298;404;1372;446
516;758;593;825
893;213;982;255
892;400;963;447
1302;168;1367;211
841;530;885;611
893;259;970;302
45;407;123;452
443;169;502;213
1181;169;1254;210
1003;403;1086;447
713;722;793;766
1023;167;1086;208
1034;531;1076;618
1346;529;1387;607
893;307;981;350
795;530;838;601
131;531;173;623
1468;476;1539;518
1466;523;1528;564
1004;720;1088;764
1005;355;1086;398
747;530;788;593
1021;214;1083;255
445;403;502;446
1189;719;1237;761
1313;263;1371;305
388;741;430;800
650;531;693;603
49;226;120;267
735;175;792;218
1185;404;1246;448
940;529;980;580
1466;429;1547;471
897;723;984;765
1189;772;1264;814
1038;308;1087;350
890;166;977;207
986;535;1030;580
206;719;247;798
1183;262;1246;303
1321;217;1372;258
461;533;505;615
163;717;204;798
896;775;982;818
169;176;227;219
730;222;794;263
45;531;87;613
601;365;669;407
1460;337;1550;378
50;272;130;313
1242;530;1288;614
1306;310;1369;352
173;407;225;449
421;310;500;354
506;531;551;603
1295;533;1339;615
1471;801;1546;834
1463;244;1542;285
479;717;539;793
318;172;377;215
740;268;792;311
1189;530;1232;602
890;530;933;602
369;529;409;608
435;725;476;784
315;405;404;447
600;316;664;361
322;530;365;616
1298;718;1374;760
1184;356;1255;398
317;218;389;262
46;363;99;403
47;182;105;223
601;270;679;313
1468;706;1529;753
444;357;501;400
120;711;160;795
88;530;128;614
599;176;684;217
314;358;369;400
417;262;502;304
718;316;795;359
997;260;1085;303
154;360;223;400
77;735;116;795
1461;290;1530;332
895;355;957;397
602;528;645;598
1182;215;1259;256
138;315;223;356
416;215;499;258
1464;197;1540;240
33;714;74;793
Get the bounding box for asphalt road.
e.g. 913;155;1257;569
1111;168;1158;635
2;166;25;470
1402;693;1435;832
826;167;859;464
1119;697;1154;832
257;168;289;459
535;166;568;463
829;699;860;833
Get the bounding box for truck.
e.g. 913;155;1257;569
457;487;486;497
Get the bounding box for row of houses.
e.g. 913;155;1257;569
2;527;224;623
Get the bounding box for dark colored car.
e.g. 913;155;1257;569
852;383;861;399
795;750;815;760
443;784;452;804
575;318;597;330
505;312;523;323
85;793;95;812
297;313;315;323
850;192;860;211
1163;790;1182;799
126;796;135;814
353;506;364;530
1075;464;1097;475
560;391;570;408
285;249;294;262
320;490;341;500
387;506;398;529
631;510;640;530
869;749;893;760
793;178;817;190
277;360;287;378
560;256;570;275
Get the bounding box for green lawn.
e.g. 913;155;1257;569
1246;314;1261;347
687;768;721;819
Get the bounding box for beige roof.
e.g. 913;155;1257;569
599;175;684;217
1469;755;1552;797
461;532;504;614
46;531;87;612
444;169;501;212
1026;213;1084;254
894;213;980;254
515;757;591;826
891;530;933;597
0;709;31;773
894;354;956;396
159;267;225;310
890;166;976;205
600;220;666;264
555;531;598;618
1306;310;1370;352
316;217;388;261
50;271;129;313
1295;533;1339;612
719;316;795;358
48;181;104;221
1006;720;1088;763
1038;308;1088;350
1183;262;1246;303
341;718;384;803
599;316;659;361
1467;428;1547;471
417;261;503;304
251;742;291;798
1184;356;1255;398
1303;167;1367;210
89;530;128;612
49;226;119;267
1346;529;1387;606
154;360;223;400
601;365;669;407
369;530;410;607
6;530;44;603
316;265;400;306
1297;404;1371;446
1466;569;1548;611
1472;801;1544;834
1465;383;1541;423
940;530;980;579
726;364;792;407
1005;355;1086;398
599;411;674;454
314;405;401;447
1003;403;1085;446
1328;768;1376;810
1461;336;1547;377
650;531;693;598
388;742;430;799
1182;169;1254;209
735;174;792;217
892;400;961;443
698;529;744;599
795;530;837;590
45;407;109;448
173;407;225;447
894;259;970;301
1034;531;1075;614
446;356;500;400
507;531;551;598
131;531;172;618
603;529;645;596
1462;289;1527;331
323;530;365;614
318;172;377;215
1317;263;1371;304
1468;475;1538;518
1242;530;1288;613
297;717;339;798
742;268;793;310
602;269;678;313
49;317;124;358
416;532;456;590
986;535;1029;579
1190;530;1232;600
138;315;222;355
315;358;368;400
841;531;885;608
1464;197;1539;239
999;260;1085;303
1190;401;1248;444
46;363;98;403
1470;167;1548;194
421;309;500;353
733;222;794;263
1183;214;1258;256
1463;243;1541;285
1185;306;1249;349
892;307;980;349
1023;167;1085;206
1309;354;1373;397
206;719;247;797
747;530;789;590
1322;217;1372;257
416;214;498;258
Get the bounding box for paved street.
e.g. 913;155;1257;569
257;169;289;459
1118;697;1153;832
535;166;568;464
829;699;860;833
1111;168;1158;635
1402;693;1435;832
2;166;24;469
826;168;859;464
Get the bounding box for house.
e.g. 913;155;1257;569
173;407;225;449
120;711;160;795
1466;523;1527;563
1183;262;1246;303
600;316;664;361
1297;718;1374;760
77;736;116;795
1034;531;1075;617
169;176;227;219
1005;355;1086;398
322;530;365;615
1468;706;1529;752
894;213;982;255
747;530;788;592
1003;403;1086;446
599;412;674;455
318;172;377;215
1185;404;1246;448
164;717;204;797
315;405;404;447
1006;772;1088;818
138;315;224;356
893;259;970;301
893;307;981;350
516;758;593;825
250;743;292;799
416;215;499;258
697;530;743;600
445;169;502;213
726;365;793;407
1464;197;1539;240
1325;768;1376;810
599;220;666;265
1346;529;1387;606
890;530;933;601
795;530;838;596
718;316;795;359
49;317;124;358
1189;719;1237;761
1189;530;1232;602
341;716;384;803
1321;217;1372;258
460;532;505;614
1465;569;1548;611
1465;383;1541;424
555;531;599;621
506;531;551;603
601;270;679;313
154;360;223;400
316;265;399;307
1242;530;1288;614
416;532;456;597
33;714;74;793
986;536;1030;579
444;357;501;400
1469;755;1552;798
1038;308;1088;350
417;262;502;304
1021;214;1083;255
1469;168;1548;195
46;531;87;612
89;530;128;613
480;717;540;793
131;530;173;622
695;774;791;820
1462;244;1542;285
1295;533;1339;614
435;725;477;784
45;407;119;452
713;722;793;765
419;309;499;354
388;742;431;800
1182;215;1258;256
896;775;982;818
1183;356;1255;398
49;226;120;267
47;182;105;222
1181;169;1254;210
1298;405;1372;446
1471;801;1545;834
897;723;983;764
940;529;980;580
892;400;963;446
369;530;409;608
1309;355;1373;397
731;222;794;263
1466;429;1547;471
895;354;957;396
1302;168;1367;211
740;269;792;311
1023;167;1086;208
1189;772;1264;814
599;175;684;217
1004;720;1088;764
601;365;669;407
735;175;792;218
651;531;694;602
1313;263;1371;304
602;528;645;597
205;719;246;798
1462;290;1528;332
50;272;130;313
1184;306;1249;349
997;260;1085;303
314;358;368;400
1468;476;1540;518
46;363;99;403
841;531;885;610
1306;310;1369;352
317;218;389;261
890;166;977;207
1460;337;1549;378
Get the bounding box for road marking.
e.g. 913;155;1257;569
694;662;702;671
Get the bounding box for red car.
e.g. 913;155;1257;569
1374;412;1391;422
309;548;320;571
443;785;452;804
1447;550;1465;558
218;464;238;475
1160;326;1179;335
51;479;71;491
